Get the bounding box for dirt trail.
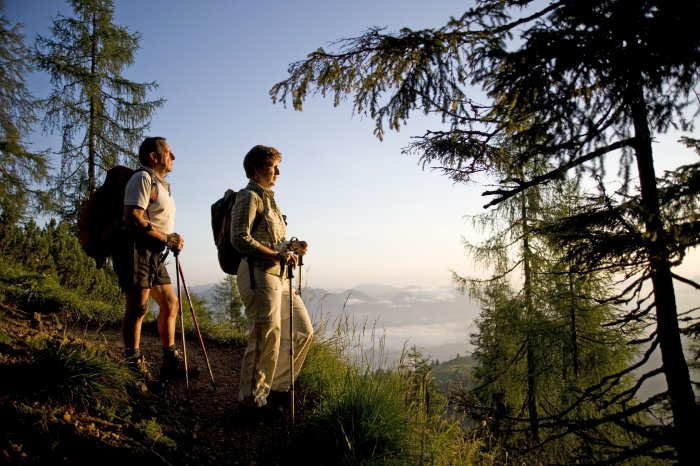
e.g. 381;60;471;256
1;307;304;466
90;325;300;466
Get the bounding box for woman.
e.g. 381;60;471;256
230;144;313;416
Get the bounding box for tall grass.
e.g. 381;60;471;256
10;340;136;413
296;314;486;465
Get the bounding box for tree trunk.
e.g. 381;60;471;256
521;195;539;443
87;12;97;194
628;84;699;465
568;266;580;378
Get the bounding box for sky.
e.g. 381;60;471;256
6;0;700;291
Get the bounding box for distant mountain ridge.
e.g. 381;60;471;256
188;279;699;386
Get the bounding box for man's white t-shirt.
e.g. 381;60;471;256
124;167;176;234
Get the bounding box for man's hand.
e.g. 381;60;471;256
166;232;184;254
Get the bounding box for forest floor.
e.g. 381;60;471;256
0;303;309;465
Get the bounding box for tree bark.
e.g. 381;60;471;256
628;83;699;465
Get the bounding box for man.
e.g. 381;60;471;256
231;144;314;417
113;136;195;383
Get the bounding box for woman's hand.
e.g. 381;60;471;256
288;239;308;255
277;251;298;267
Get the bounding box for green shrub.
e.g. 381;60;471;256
169;288;246;344
133;418;177;454
188;315;247;344
0;220;123;305
0;264;123;324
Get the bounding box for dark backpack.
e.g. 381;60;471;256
79;166;156;268
211;188;261;275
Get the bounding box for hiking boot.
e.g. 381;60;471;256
237;401;283;423
159;347;200;381
267;390;292;406
127;354;157;385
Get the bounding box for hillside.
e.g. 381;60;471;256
431;355;475;393
0;302;304;465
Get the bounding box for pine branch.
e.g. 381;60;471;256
482;138;634;208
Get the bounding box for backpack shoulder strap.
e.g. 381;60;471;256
135;167;158;205
244;187;264;229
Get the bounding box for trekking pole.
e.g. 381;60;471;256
175;253;190;400
297;253;304;296
288;258;295;430
177;259;217;389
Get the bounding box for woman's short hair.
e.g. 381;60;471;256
138;136;167;166
243;145;282;179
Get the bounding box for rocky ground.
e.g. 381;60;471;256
0;304;309;465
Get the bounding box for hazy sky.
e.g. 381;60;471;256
7;0;700;290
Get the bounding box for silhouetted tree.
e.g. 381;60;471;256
271;1;700;462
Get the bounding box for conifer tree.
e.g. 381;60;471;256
34;0;164;221
211;275;246;329
179;290;212;329
0;1;49;224
271;1;700;461
456;180;642;463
